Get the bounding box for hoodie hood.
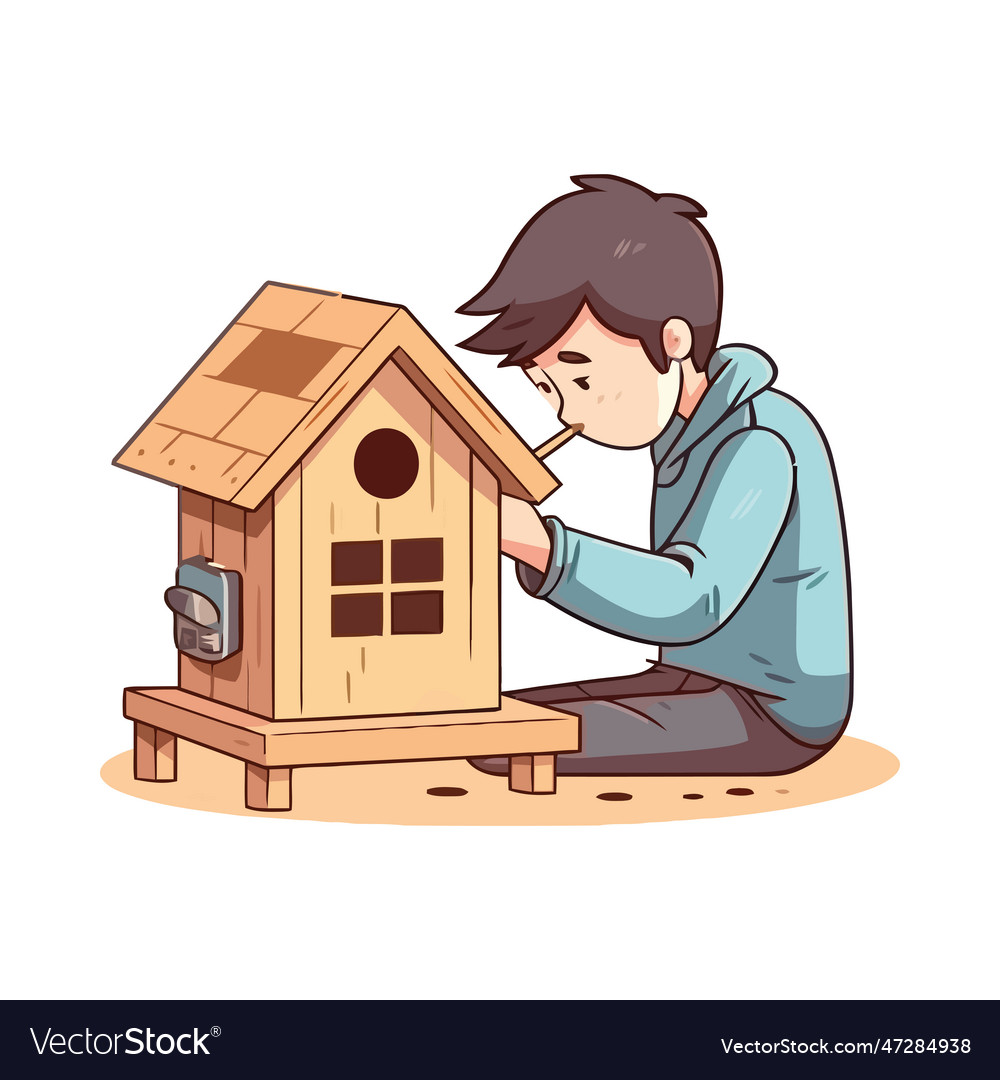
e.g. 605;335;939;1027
651;344;777;469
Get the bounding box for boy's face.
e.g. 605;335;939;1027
522;305;681;449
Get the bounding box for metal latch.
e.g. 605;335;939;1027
164;556;241;662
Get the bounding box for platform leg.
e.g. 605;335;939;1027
133;722;177;782
509;754;556;795
245;763;292;811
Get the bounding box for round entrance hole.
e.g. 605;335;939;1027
354;428;419;499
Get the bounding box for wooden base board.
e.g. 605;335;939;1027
123;686;580;809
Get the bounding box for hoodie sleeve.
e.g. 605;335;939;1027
516;429;795;645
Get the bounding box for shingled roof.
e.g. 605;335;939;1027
114;282;559;509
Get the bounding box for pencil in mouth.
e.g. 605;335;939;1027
534;423;584;460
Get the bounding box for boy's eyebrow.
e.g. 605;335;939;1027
557;351;592;364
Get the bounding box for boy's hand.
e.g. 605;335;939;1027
500;495;552;573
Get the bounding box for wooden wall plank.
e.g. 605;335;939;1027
178;489;214;698
471;457;501;708
246;497;275;718
211;501;248;711
273;466;303;719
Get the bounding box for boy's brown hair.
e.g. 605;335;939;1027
457;175;722;372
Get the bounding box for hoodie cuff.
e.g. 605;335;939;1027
516;516;567;598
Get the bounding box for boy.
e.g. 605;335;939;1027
458;175;851;776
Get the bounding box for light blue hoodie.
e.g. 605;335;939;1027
518;345;851;743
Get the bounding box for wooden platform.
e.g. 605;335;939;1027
124;687;581;811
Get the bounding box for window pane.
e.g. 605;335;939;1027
391;538;443;583
391;591;443;635
332;593;383;637
332;540;383;585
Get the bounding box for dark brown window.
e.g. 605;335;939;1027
332;593;383;637
354;428;419;499
332;540;383;585
391;538;443;583
391;591;443;635
330;534;445;639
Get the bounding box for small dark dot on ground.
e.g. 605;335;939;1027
682;793;704;800
427;787;468;797
596;792;632;801
726;787;754;796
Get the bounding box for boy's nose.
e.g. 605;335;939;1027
547;384;568;423
557;394;582;427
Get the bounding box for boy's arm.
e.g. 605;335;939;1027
506;429;794;645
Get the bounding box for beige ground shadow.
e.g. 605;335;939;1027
102;736;898;825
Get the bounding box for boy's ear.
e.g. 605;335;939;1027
662;318;693;361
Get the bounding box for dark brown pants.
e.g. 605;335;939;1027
472;665;835;776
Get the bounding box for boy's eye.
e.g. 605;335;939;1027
573;376;590;390
537;382;552;394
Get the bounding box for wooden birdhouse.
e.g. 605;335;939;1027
115;282;580;809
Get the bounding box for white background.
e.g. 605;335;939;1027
3;1;996;1000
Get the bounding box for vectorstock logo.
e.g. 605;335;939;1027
30;1026;220;1056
